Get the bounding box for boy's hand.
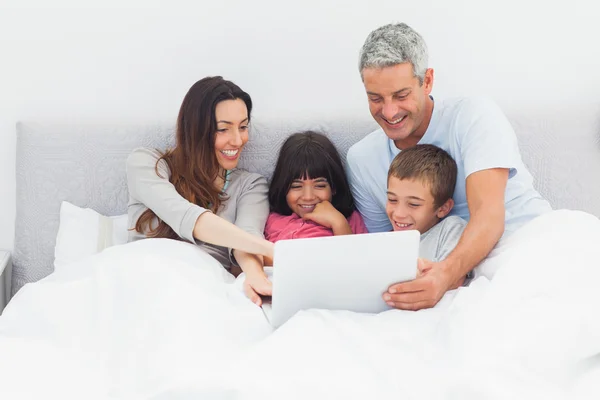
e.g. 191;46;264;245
302;201;345;228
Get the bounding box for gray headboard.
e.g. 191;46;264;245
13;110;600;295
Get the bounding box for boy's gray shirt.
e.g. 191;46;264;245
419;216;468;262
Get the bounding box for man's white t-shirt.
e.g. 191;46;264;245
346;96;552;235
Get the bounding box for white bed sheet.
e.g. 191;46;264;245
0;210;599;399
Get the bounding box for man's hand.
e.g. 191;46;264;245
383;259;461;311
243;271;272;306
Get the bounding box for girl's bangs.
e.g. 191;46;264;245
289;150;333;183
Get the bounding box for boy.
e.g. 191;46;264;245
385;144;471;281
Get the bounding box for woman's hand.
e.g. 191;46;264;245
263;255;274;266
243;270;272;306
303;201;352;235
233;249;272;306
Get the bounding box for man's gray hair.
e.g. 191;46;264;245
359;23;429;84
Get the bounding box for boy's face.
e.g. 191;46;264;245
385;176;453;234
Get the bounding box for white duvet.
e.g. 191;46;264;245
1;210;599;400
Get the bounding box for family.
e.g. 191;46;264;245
126;22;552;311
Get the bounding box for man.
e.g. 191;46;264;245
346;23;552;310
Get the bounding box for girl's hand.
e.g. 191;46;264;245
302;201;344;228
243;270;272;306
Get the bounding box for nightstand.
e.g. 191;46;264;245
0;251;12;314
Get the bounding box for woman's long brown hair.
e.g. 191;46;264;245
135;76;253;239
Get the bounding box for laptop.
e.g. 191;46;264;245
263;229;420;328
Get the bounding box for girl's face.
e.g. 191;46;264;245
286;177;333;218
214;99;249;171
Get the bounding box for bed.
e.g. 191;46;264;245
3;104;600;399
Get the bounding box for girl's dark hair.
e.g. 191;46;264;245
135;76;252;239
268;131;356;218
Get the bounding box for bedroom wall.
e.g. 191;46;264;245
0;0;598;252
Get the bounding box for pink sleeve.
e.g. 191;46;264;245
264;212;284;242
348;211;369;234
265;212;307;242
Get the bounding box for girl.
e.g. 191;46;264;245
127;76;273;305
265;131;368;248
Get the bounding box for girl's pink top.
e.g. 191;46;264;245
264;210;368;242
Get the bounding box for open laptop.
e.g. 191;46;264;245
262;229;420;328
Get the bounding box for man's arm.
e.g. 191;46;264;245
346;148;391;233
384;168;508;310
442;168;507;285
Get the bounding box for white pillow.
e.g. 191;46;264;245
54;201;129;269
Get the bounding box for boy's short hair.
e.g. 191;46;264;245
387;144;458;208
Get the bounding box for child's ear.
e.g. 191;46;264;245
435;198;454;219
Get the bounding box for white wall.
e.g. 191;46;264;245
1;0;599;251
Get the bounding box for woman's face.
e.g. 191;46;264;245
214;99;249;171
285;177;333;218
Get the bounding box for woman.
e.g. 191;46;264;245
126;76;272;305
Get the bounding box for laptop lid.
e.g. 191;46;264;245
270;230;420;328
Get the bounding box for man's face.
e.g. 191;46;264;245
362;63;434;149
